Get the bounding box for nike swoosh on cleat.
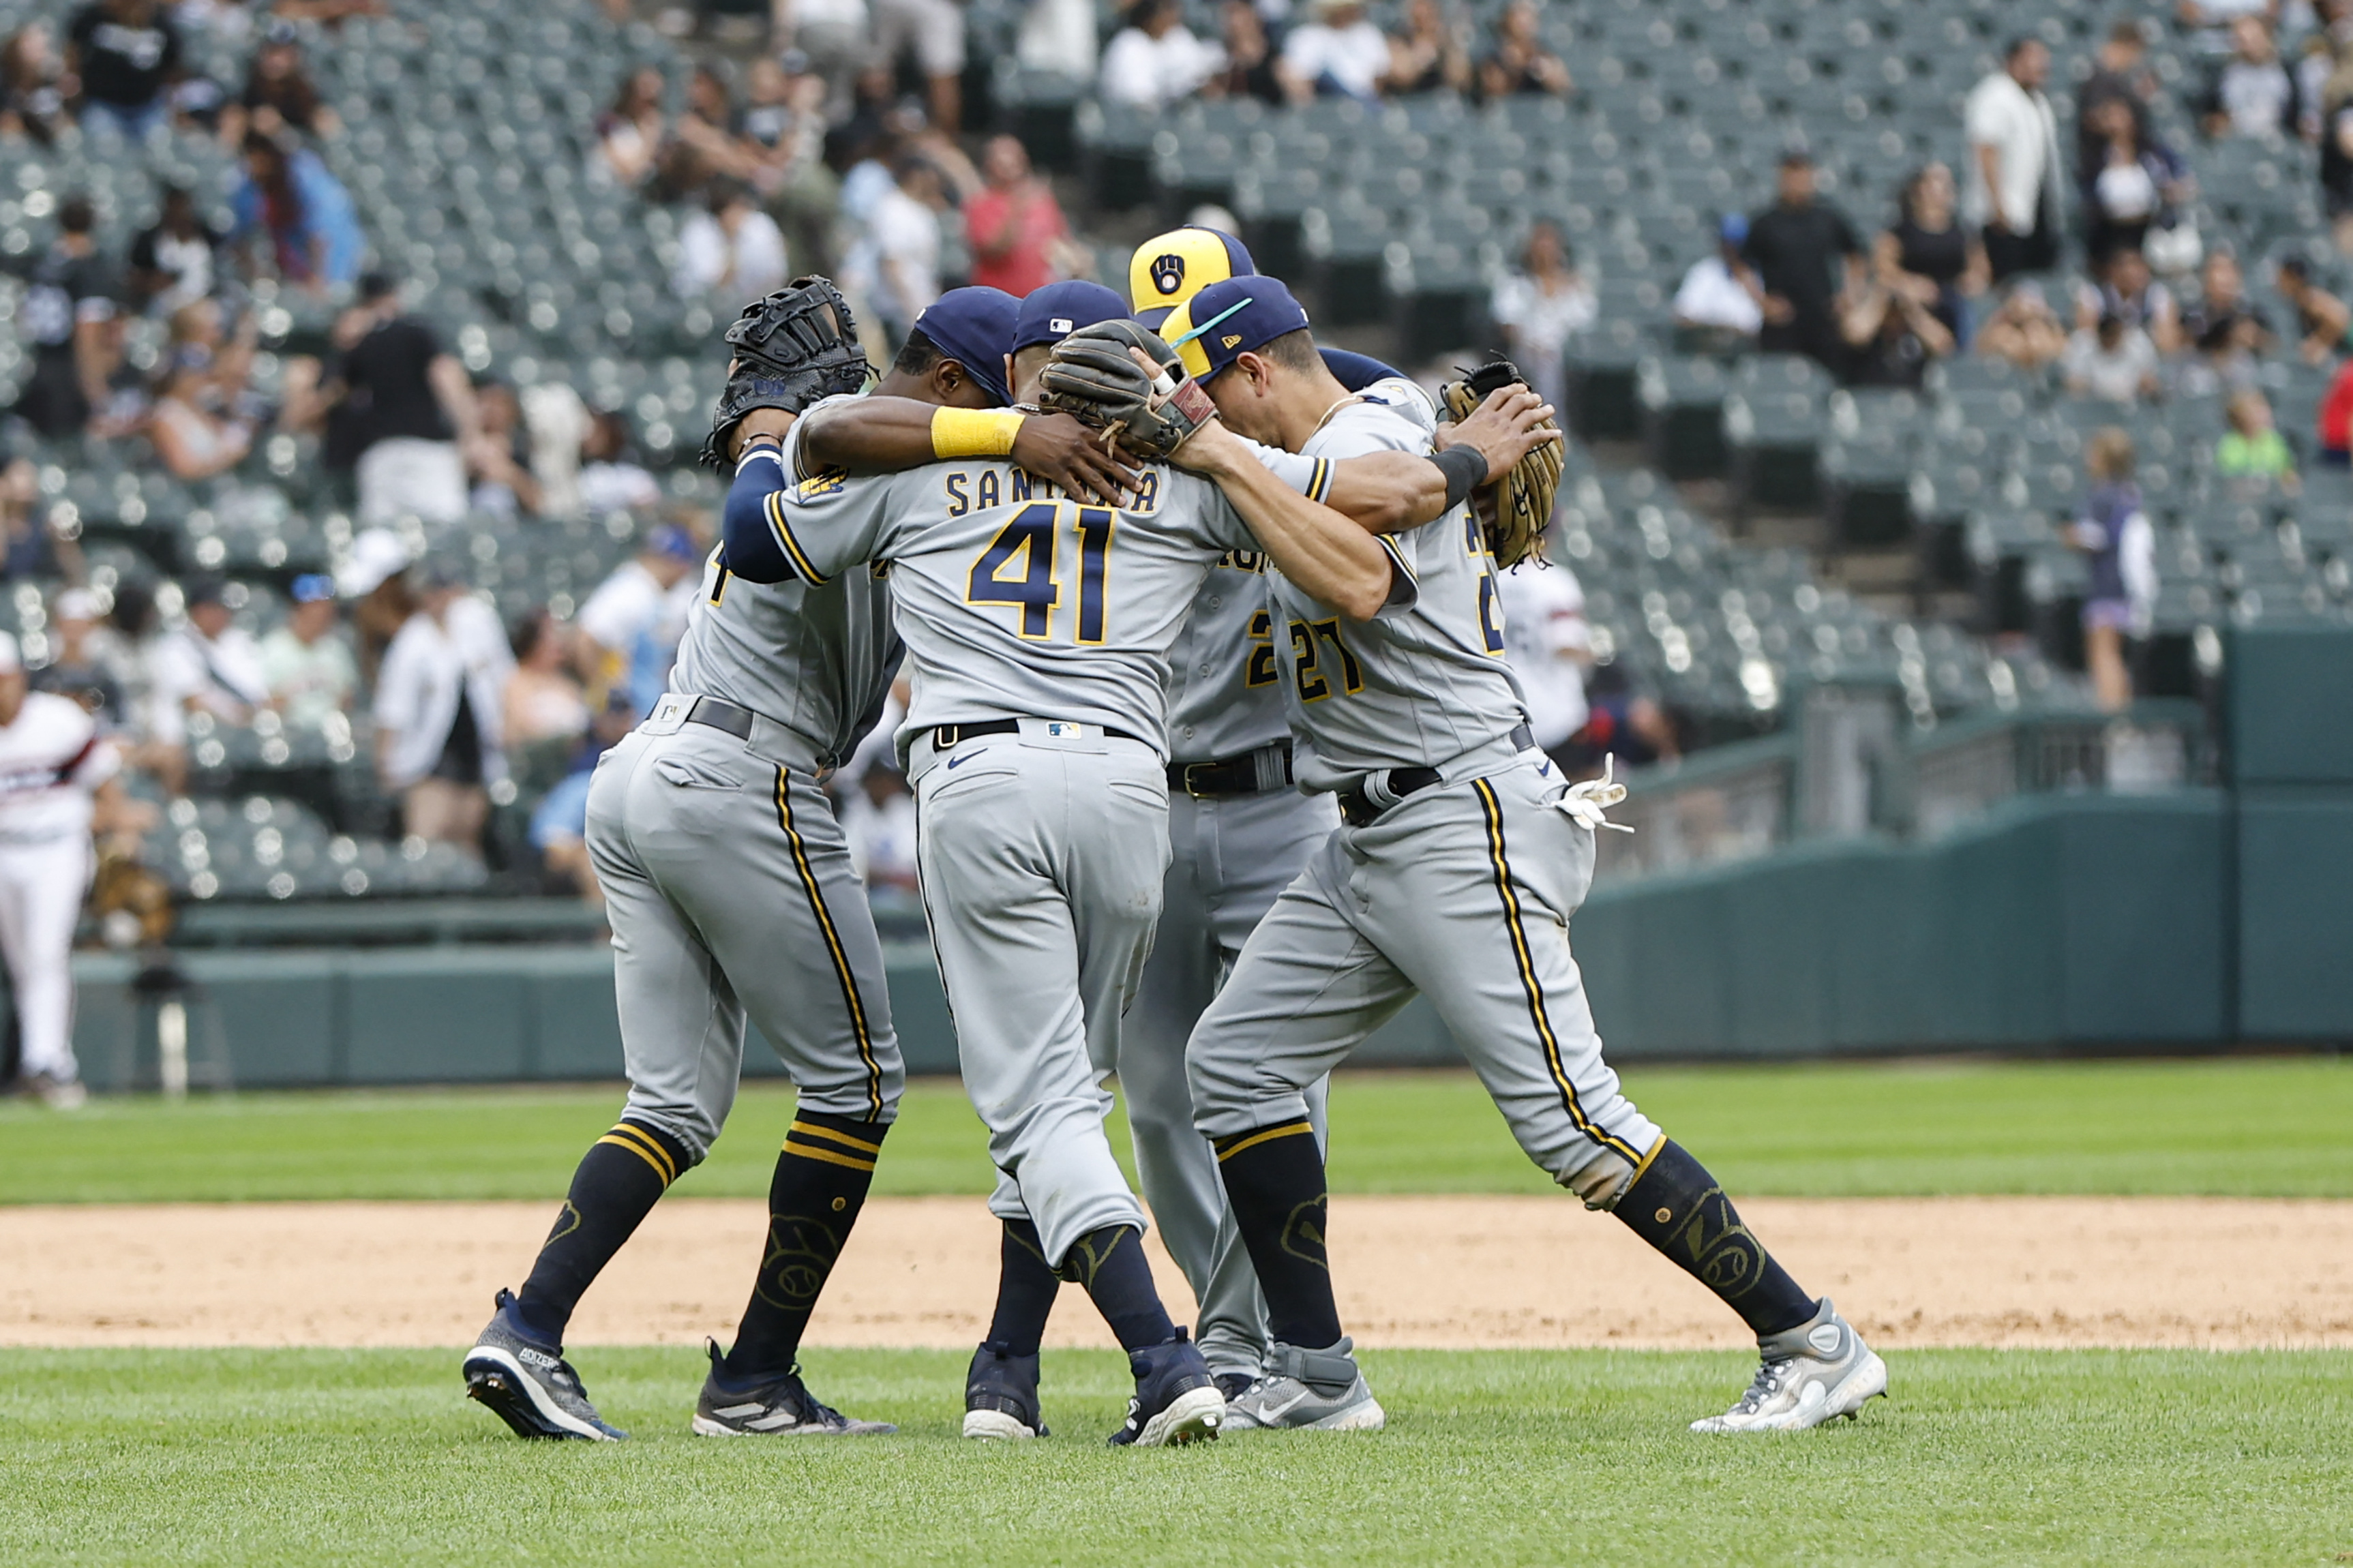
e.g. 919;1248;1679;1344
1255;1387;1312;1423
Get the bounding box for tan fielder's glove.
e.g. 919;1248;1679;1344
1438;356;1564;569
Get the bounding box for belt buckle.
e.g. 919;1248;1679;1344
1181;762;1212;799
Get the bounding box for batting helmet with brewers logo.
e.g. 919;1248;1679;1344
1127;225;1257;329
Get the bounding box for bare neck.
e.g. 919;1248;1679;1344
1271;361;1355;454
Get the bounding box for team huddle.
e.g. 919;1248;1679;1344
458;228;1889;1447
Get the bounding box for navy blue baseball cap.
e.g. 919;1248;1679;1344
1160;275;1312;381
910;286;1019;405
1128;226;1257;329
1011;280;1132;353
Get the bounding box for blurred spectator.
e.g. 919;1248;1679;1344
595;66;668;189
1487;221;1593;413
335;525;413;681
2216;385;2300;490
231;130;362;293
2180;251;2273;389
150;576;269;738
1476;0;1570;101
1385;0;1468;95
218;17;337;145
126;185;226;314
840;762;918;892
463;380;541;519
148;346;257;481
862;157;946;348
870;0;963;134
2065;427;2154;713
0;457;83;582
1017;0;1100;80
673;177;789;303
2063;313;2163;404
317;274;482;527
1495;553;1591;769
1743;151;1863;370
2319;42;2353;252
1559;666;1679;774
2275;255;2351;361
0;22;74;145
2297;7;2353;142
1875;163;1988;348
258;572;355;725
1964;37;2063;282
503;609;589;759
2204;15;2298;139
576;524;702;715
1100;0;1225;112
2078;95;2192;266
2077;20;2156;173
2318;350;2353;464
1204;1;1283;106
783;0;871;110
528;691;634;903
33;588;127;728
2076;247;2183;355
579;410;663;518
1280;0;1390;105
660;63;761;202
1840;280;1953;389
965;136;1085;298
740;55;837;273
67;0;181;142
372;562;511;858
13;194;117;439
1673;214;1765;353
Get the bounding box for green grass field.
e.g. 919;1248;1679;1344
3;1055;2350;1204
1;1346;2348;1566
9;1057;2351;1564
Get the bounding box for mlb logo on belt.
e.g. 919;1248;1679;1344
1045;721;1079;738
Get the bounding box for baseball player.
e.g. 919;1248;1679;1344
790;272;1558;1412
741;300;1398;1447
463;280;910;1443
0;631;138;1110
1163;277;1888;1434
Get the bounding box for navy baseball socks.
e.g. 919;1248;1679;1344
1613;1139;1818;1336
1211;1120;1345;1350
721;1112;891;1381
981;1216;1176;1351
513;1117;697;1343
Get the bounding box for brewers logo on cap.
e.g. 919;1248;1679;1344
1150;255;1185;295
1128;226;1257;327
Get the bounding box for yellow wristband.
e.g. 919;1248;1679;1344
931;406;1025;459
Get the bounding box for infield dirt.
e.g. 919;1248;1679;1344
5;1194;2348;1351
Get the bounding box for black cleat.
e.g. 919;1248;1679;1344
963;1340;1048;1440
692;1340;895;1436
462;1289;626;1441
1109;1327;1223;1447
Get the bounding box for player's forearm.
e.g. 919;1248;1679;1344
719;442;797;582
1324;451;1450;531
1195;435;1394;621
803;395;1011;473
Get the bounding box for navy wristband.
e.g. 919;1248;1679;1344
1430;444;1488;513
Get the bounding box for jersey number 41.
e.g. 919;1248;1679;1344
965;501;1115;644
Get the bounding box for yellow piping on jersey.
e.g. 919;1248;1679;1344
764;492;830;585
774;766;885;1118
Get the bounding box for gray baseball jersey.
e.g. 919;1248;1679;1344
1264;379;1533;792
767;442;1260;760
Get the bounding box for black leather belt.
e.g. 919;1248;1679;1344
931;719;1144;749
683;695;755;740
1336;723;1537;828
1167;742;1293;797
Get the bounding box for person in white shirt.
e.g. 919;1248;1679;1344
1488;220;1596;412
2063;314;2163;404
145;577;271;749
1099;0;1226;111
1496;559;1592;758
1964;37;2064;282
2204;14;2298;139
372;562;513;856
672;177;790;303
574;524;704;717
1278;0;1390;103
1674;213;1767;349
0;630;147;1107
864;158;945;348
257;573;358;728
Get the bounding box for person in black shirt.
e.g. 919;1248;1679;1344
1743;151;1864;369
1874;162;1988;346
65;0;180;142
218;18;340;147
1207;1;1286;106
13;196;117;438
310;274;482;526
125;185;226;316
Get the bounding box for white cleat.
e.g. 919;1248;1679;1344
1223;1338;1388;1433
1692;1298;1888;1434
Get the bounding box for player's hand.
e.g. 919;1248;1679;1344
1011;409;1139;505
1157;410;1237;476
1439;385;1560;484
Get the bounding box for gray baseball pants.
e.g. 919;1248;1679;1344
586;717;904;1163
1188;754;1662;1206
1122;783;1334;1377
908;725;1168;1270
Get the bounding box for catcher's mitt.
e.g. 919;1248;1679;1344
1438;356;1564;569
700;276;873;468
1036;320;1218;461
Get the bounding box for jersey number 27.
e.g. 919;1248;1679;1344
966;501;1115;644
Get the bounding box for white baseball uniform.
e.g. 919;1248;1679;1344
0;691;117;1087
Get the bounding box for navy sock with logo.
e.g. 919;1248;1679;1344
515;1118;693;1344
1212;1119;1344;1350
1615;1139;1818;1337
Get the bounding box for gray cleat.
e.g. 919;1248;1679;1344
691;1340;896;1436
462;1288;626;1441
1222;1336;1386;1432
1691;1297;1889;1433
